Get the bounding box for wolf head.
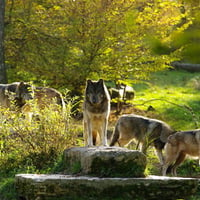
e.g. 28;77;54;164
15;82;34;103
85;79;110;105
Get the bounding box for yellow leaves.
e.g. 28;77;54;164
35;4;46;13
69;47;83;57
53;5;61;11
104;47;113;55
125;10;138;32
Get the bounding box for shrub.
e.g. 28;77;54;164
0;97;81;174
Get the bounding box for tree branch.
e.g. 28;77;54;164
134;98;199;128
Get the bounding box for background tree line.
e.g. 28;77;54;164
0;0;199;95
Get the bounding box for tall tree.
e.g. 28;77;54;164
0;0;7;83
5;0;189;93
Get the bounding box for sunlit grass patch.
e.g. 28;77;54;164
133;70;200;130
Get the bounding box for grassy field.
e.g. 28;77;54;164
133;69;200;131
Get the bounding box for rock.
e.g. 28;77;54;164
15;174;200;200
15;147;200;200
63;146;147;177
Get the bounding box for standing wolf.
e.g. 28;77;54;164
110;114;175;164
83;79;110;146
162;129;200;176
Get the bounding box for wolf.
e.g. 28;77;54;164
110;114;175;165
34;86;65;111
22;86;66;121
0;82;34;109
83;79;110;146
162;129;200;176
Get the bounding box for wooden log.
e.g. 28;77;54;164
171;62;200;72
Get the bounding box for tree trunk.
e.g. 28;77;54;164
0;0;7;83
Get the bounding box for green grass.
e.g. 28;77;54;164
0;178;17;200
133;70;200;130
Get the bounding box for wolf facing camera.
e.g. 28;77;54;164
83;79;110;147
0;82;34;109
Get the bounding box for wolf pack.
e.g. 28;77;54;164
83;79;200;177
0;79;199;177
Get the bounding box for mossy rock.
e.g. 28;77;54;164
15;174;199;200
63;146;146;177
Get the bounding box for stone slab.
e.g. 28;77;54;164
63;146;147;177
15;174;199;200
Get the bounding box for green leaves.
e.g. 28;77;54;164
5;0;194;93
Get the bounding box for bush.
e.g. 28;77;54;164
0;97;82;174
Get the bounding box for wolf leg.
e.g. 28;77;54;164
101;118;108;146
135;140;141;150
162;153;177;176
162;146;179;176
195;131;200;165
141;140;148;154
88;124;94;147
142;125;157;154
162;163;169;176
85;118;93;147
153;138;165;165
155;149;164;165
83;120;88;146
171;152;186;176
110;123;120;146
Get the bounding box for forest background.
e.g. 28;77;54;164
1;0;200;93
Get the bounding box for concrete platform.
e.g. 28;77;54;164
15;174;199;200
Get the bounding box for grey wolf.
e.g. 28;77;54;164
108;85;135;112
109;85;135;101
0;82;34;109
22;86;66;121
83;79;110;146
34;87;65;111
162;129;200;176
110;114;175;165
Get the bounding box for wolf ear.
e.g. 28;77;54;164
98;79;104;84
19;82;25;88
16;82;26;97
87;80;92;85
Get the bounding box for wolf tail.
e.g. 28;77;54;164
110;123;120;146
